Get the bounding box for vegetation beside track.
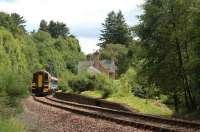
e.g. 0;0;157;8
0;71;27;131
1;0;200;129
81;91;103;98
0;118;25;132
72;69;173;116
80;90;173;116
0;12;84;131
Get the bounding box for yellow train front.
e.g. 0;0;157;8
31;70;58;96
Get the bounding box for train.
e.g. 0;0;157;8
32;70;58;96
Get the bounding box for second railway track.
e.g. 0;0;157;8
33;95;200;132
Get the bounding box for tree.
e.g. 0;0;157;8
135;0;197;111
39;20;48;32
11;13;26;32
189;0;200;109
100;44;128;75
38;20;70;38
99;11;132;47
0;12;26;34
48;20;69;38
99;11;134;76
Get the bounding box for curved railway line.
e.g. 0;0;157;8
33;94;200;132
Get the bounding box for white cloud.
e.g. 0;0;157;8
0;0;144;54
78;37;99;54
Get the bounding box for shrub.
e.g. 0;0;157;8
0;70;27;106
94;75;113;98
68;72;95;93
133;85;146;98
68;73;114;98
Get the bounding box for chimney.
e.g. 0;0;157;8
93;51;100;68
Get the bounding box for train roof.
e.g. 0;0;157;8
34;70;50;74
33;70;58;80
51;76;58;81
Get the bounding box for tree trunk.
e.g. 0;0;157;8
173;93;179;112
184;88;191;110
175;37;196;110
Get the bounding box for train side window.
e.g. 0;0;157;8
44;73;49;83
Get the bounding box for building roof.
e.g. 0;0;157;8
78;60;116;73
87;66;101;74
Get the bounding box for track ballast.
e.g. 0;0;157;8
33;94;200;132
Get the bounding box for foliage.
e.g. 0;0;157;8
68;73;114;98
99;10;132;47
100;44;129;75
0;12;84;99
134;0;200;111
0;12;26;34
81;90;103;98
32;31;84;75
11;13;26;32
68;73;95;93
99;11;137;76
107;95;173;116
0;71;27;106
0;12;85;130
0;118;26;132
39;19;48;32
39;20;69;38
93;75;113;98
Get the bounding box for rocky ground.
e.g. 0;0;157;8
18;97;152;132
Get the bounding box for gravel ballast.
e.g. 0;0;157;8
18;97;152;132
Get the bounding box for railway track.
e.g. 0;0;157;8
33;95;200;132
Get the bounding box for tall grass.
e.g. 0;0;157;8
0;69;28;132
0;118;26;132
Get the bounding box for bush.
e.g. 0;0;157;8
68;73;95;93
94;75;113;98
68;73;114;98
133;85;146;98
58;70;74;92
0;70;27;106
0;70;27;132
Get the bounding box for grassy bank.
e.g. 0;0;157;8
80;90;173;117
0;118;25;132
0;97;26;132
107;95;173;116
81;91;103;98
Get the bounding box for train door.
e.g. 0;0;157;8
38;74;43;88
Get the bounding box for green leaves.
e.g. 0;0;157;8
39;20;70;38
33;31;84;75
0;14;85;103
135;0;200;110
0;12;26;34
99;10;132;48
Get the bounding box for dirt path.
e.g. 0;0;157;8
18;97;151;132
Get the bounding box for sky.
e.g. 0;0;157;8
0;0;144;54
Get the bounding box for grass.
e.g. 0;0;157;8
0;95;26;132
0;118;26;132
107;95;173;117
81;90;103;98
80;90;173;117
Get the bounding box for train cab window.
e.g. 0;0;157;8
44;73;49;83
51;80;58;90
33;73;37;83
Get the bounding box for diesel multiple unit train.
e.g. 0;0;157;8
32;70;58;96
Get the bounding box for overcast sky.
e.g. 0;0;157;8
0;0;144;54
